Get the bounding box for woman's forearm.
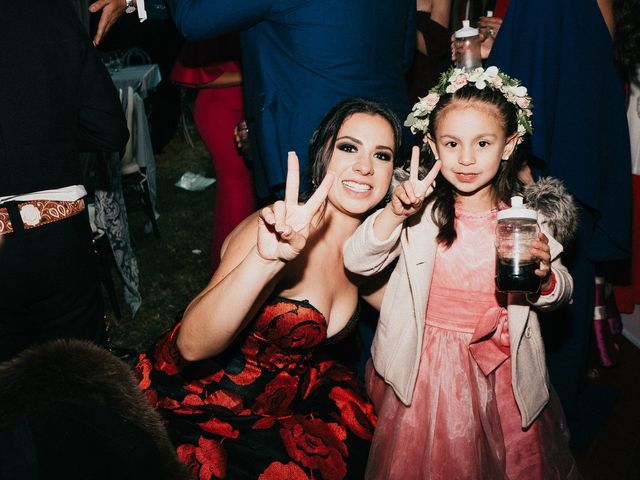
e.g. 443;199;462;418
199;71;242;88
177;246;285;361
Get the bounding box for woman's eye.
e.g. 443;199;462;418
375;152;392;161
445;141;458;148
478;140;490;147
337;143;357;153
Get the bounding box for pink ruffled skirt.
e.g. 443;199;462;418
365;287;579;480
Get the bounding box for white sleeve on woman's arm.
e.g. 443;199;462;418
343;209;403;276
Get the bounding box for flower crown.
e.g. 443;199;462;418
404;66;533;143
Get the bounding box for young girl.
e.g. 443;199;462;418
344;67;579;479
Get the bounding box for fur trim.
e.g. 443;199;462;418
524;177;578;246
0;339;192;480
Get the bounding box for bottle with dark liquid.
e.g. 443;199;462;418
495;197;541;293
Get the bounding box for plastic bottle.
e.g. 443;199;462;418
495;196;541;293
454;20;482;71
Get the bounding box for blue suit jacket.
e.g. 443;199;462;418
153;0;415;198
489;0;631;261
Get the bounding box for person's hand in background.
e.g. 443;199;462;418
478;15;503;59
89;0;128;46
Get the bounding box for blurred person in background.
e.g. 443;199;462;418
487;0;632;448
0;0;128;362
88;0;416;203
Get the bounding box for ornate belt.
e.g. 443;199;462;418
0;198;85;235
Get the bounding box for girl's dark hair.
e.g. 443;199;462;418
307;98;402;192
424;85;525;247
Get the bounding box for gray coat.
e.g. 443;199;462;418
344;205;573;428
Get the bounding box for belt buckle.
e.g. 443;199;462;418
19;203;43;227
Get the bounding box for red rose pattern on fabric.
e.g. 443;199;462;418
329;386;377;441
253;371;299;416
136;297;374;479
258;461;311;480
280;416;348;480
177;436;227;480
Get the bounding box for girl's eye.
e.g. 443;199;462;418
445;141;458;148
478;140;490;147
337;143;357;153
375;152;392;162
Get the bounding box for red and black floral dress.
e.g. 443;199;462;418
135;296;376;480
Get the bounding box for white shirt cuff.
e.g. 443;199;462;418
136;0;148;22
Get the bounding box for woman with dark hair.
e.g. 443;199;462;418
136;98;400;479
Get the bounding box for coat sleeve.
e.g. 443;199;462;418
76;33;129;153
343;209;403;276
527;217;573;310
169;0;274;40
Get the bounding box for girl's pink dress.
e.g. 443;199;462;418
366;207;579;479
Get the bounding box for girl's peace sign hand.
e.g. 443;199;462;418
390;146;441;218
257;152;335;262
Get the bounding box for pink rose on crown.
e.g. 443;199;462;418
452;74;468;89
424;92;440;109
516;96;531;109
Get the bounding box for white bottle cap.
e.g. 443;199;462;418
497;196;538;221
486;10;494;17
455;20;479;39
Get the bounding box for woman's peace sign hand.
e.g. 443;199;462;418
257;152;334;262
390;146;441;218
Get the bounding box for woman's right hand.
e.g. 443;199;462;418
257;152;334;262
389;146;441;218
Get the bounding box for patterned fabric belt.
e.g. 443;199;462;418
0;198;85;235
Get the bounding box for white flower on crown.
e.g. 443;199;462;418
404;65;533;142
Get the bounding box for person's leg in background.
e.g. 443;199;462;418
193;86;256;271
541;203;616;448
0;210;106;363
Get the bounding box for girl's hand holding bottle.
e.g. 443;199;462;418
258;152;334;262
390;146;441;218
531;232;553;291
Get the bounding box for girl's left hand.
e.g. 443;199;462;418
530;232;552;290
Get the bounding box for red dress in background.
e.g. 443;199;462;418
170;40;255;271
494;0;510;18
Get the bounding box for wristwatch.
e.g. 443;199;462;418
125;0;136;14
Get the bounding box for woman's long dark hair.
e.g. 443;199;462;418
423;85;526;247
307;98;402;195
